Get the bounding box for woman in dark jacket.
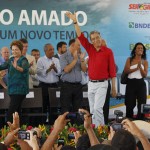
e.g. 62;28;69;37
0;40;29;122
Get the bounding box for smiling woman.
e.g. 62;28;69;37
123;42;148;120
0;40;29;123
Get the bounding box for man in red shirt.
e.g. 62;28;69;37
66;12;117;126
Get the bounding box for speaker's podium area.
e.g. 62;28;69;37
0;86;89;126
0;88;46;126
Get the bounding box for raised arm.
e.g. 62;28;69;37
41;112;69;150
79;109;100;146
65;11;81;37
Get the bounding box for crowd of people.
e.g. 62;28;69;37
0;11;149;149
0;111;150;150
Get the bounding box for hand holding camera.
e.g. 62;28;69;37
18;130;37;140
23;130;39;150
53;112;70;133
78;109;92;130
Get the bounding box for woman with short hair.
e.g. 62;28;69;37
0;40;29;122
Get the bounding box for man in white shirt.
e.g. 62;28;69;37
0;47;10;89
37;43;61;113
20;38;37;89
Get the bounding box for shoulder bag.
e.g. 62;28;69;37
121;70;128;84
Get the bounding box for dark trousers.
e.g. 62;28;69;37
7;94;26;123
103;80;111;124
125;78;146;119
39;82;58;113
60;82;83;113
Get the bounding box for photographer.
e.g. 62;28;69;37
17;129;41;150
3;112;41;150
122;119;150;150
105;118;150;150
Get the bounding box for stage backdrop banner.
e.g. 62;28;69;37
1;0;150;117
0;0;150;73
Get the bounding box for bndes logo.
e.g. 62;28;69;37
129;22;150;28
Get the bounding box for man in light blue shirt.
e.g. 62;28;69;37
0;47;10;89
60;39;87;113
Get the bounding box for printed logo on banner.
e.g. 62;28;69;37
128;3;150;14
129;44;150;50
129;22;134;28
129;22;150;28
129;4;150;10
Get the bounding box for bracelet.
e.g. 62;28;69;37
74;22;77;24
81;60;85;62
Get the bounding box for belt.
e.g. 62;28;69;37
63;81;81;85
40;82;57;86
89;79;107;82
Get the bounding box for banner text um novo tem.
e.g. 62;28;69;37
0;30;89;40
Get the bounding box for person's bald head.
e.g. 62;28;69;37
1;47;10;61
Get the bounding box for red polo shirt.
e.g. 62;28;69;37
78;33;116;80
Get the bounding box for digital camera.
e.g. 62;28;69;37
18;130;37;140
141;104;150;114
66;112;85;121
68;133;75;140
58;138;64;146
114;110;124;123
111;123;123;131
18;130;30;140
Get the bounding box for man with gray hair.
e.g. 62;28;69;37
66;12;117;127
37;43;61;113
0;47;10;89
